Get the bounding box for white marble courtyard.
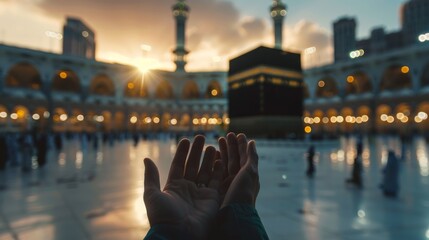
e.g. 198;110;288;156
0;135;428;240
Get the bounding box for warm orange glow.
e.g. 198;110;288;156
211;89;218;96
401;66;410;74
153;117;160;124
347;76;354;83
16;109;25;118
304;126;312;134
128;82;135;89
59;72;68;79
318;80;325;88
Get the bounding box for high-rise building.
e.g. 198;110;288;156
270;0;287;49
62;17;96;59
333;17;356;62
172;0;190;72
401;0;429;45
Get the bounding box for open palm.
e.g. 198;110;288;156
144;136;223;239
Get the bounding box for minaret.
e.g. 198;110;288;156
270;0;287;49
172;0;190;72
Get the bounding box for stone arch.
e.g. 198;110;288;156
124;76;148;98
421;63;429;87
206;80;223;98
345;71;372;95
6;62;42;90
52;69;81;93
380;65;412;91
182;81;200;99
155;80;174;99
316;77;338;98
90;74;115;96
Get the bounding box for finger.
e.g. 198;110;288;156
184;135;205;181
144;158;161;198
237;133;248;167
227;132;240;175
167;139;190;183
196;146;216;186
208;160;223;189
218;137;229;177
247;140;259;173
215;150;221;162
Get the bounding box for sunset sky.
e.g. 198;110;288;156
0;0;407;71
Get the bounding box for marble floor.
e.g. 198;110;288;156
0;135;428;240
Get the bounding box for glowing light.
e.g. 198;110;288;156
314;117;321;124
59;114;68;121
357;210;366;218
387;116;394;123
401;66;410;74
304;117;311;124
192;118;199;125
401;116;409;123
304;47;316;55
82;31;89;38
380;114;388;121
10;113;18;120
224;118;231;125
77;115;84;121
346;116;353;123
396;112;405;120
418;112;428;120
356;117;363;124
304;126;312;134
322;117;329;124
349;49;365;59
362;115;369;122
347;76;354;83
170;118;178;125
318;80;325;88
330;116;337;123
44;111;50;118
17;109;25;118
128;82;135;89
130;116;138;124
96;116;104;122
144;117;152;124
211;89;218;96
153;117;160;124
415;116;423;123
59;72;67;79
336;116;344;123
45;31;63;40
0;112;7;118
280;10;287;16
32;113;40;120
200;117;207;124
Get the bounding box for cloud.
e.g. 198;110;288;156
285;20;333;68
1;0;331;70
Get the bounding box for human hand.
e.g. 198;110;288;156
143;135;223;239
218;133;260;209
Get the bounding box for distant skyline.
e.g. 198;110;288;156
0;0;408;71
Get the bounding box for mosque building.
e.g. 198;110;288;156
0;0;428;136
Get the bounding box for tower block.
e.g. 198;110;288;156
270;0;287;49
228;46;304;138
172;0;190;72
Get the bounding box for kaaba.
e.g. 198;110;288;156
228;46;303;138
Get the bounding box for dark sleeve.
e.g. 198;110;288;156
213;204;269;240
144;224;195;240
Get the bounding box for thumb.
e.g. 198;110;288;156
144;158;161;198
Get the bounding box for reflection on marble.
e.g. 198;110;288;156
0;136;428;240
